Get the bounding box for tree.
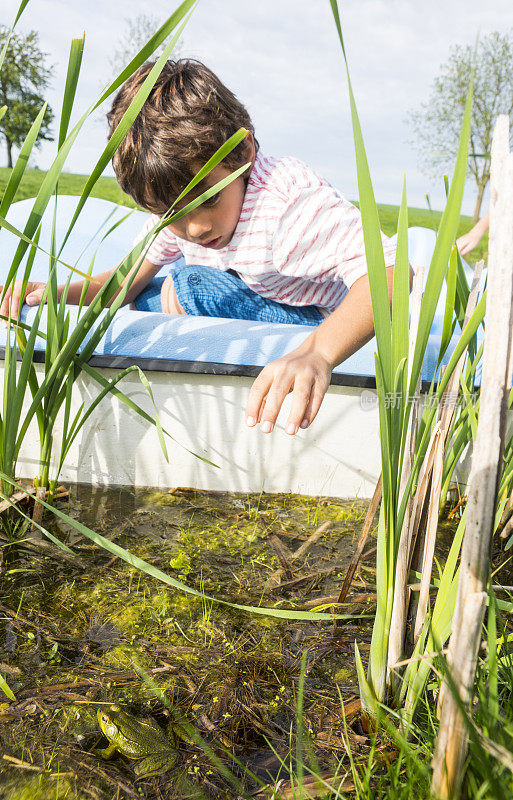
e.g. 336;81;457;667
109;14;183;76
0;26;54;169
408;31;513;221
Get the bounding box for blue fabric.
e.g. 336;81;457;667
133;264;324;326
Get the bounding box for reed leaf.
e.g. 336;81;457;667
0;0;30;73
58;21;189;253
0;673;15;702
408;87;472;395
0;0;195;297
329;0;392;386
0;104;48;219
58;36;85;149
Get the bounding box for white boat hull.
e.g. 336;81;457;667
13;362;382;498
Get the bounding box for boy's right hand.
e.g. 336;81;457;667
0;280;46;327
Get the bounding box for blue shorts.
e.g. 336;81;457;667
133;264;324;327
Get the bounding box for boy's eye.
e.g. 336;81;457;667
203;191;220;207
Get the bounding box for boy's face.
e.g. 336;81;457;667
164;138;255;250
165;166;246;249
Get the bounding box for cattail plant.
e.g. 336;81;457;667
329;0;487;714
432;115;513;800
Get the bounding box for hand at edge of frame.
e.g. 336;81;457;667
0;280;47;328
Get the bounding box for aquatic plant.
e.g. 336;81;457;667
0;0;249;504
329;2;513;795
328;0;484;711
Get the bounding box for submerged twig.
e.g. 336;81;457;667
264;521;332;591
335;475;382;609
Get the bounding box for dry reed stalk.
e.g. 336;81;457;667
413;425;444;641
410;250;482;642
30;486;46;534
268;773;355;800
335;474;382;607
437;259;484;438
401;260;484;653
500;512;513;540
432;115;513;799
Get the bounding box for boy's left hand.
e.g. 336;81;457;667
245;348;332;435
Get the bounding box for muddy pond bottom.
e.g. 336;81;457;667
0;485;376;800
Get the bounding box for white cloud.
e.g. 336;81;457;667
3;0;513;213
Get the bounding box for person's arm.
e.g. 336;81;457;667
456;211;490;256
0;256;162;324
63;256;162;306
245;265;403;435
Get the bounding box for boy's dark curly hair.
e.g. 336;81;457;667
107;59;258;214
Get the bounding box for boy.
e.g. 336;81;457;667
1;59;397;436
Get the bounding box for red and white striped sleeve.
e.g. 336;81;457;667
132;214;183;267
272;184;397;290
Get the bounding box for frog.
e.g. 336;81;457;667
96;704;185;777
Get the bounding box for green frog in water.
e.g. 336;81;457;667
96;704;186;777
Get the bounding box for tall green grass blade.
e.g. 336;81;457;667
56;365;169;478
0;672;16;702
367;503;390;700
355;641;376;716
59;20;189;253
409;85;473;395
0;0;30;73
487;586;499;724
454;249;472;328
1;1;196;294
392;177;410;372
157;162;251;226
4;298;218;469
58;36;85;148
34;167;250;390
45;198;59;374
0;104;48;218
10;233;46;446
172;128;249;206
80;362;218;467
329;0;392;386
396;294;486;537
295;651;307;789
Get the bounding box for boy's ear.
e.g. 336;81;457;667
243;132;256;165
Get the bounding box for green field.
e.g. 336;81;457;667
0;167;488;264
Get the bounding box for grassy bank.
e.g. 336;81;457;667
0;168;488;264
0;167;136;209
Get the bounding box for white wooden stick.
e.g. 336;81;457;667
432;115;513;799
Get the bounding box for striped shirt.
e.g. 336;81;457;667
134;150;397;316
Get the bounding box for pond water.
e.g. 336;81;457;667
0;485;375;800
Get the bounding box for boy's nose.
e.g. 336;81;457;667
186;214;213;242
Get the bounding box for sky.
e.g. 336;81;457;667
3;0;513;215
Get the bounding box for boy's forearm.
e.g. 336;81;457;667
59;268;116;305
57;256;155;307
476;211;490;235
245;265;401;435
296;265;396;369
